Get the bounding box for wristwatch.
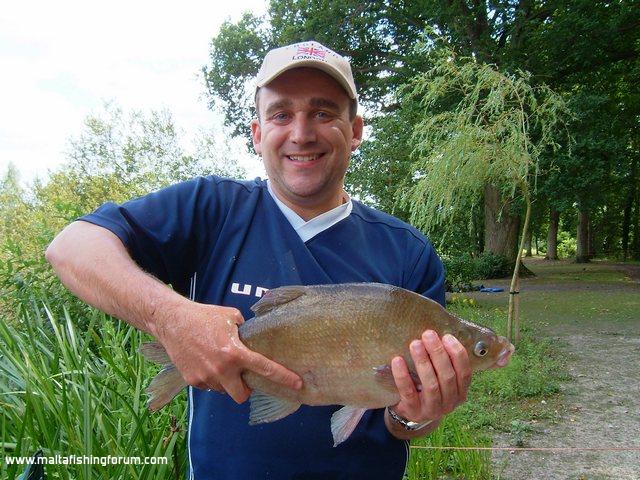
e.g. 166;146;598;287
386;407;434;431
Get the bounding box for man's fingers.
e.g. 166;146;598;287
422;330;458;413
243;350;303;390
442;334;471;403
409;340;440;409
222;377;251;404
391;356;420;410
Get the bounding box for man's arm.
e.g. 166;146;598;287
45;221;301;403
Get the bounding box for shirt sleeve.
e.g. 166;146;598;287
404;238;446;307
78;176;216;293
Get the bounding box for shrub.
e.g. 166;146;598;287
443;252;511;291
557;231;576;258
474;252;511;279
442;253;477;292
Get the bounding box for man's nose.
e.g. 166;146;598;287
289;116;317;144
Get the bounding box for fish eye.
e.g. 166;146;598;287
474;341;488;357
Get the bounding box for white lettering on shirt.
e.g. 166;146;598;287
230;283;270;298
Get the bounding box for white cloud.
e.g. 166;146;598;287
0;0;268;183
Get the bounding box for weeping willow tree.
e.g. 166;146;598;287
399;43;570;343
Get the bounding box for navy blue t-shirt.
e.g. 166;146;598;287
80;176;445;480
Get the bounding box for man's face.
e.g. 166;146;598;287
251;68;363;215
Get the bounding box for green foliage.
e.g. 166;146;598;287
0;104;246;321
474;253;511;280
557;231;577;259
407;413;492;480
442;254;478;292
398;42;570;235
0;304;186;480
443;253;511;291
203;0;640;264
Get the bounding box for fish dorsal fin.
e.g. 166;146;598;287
250;286;307;316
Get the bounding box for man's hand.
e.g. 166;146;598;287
387;330;471;437
154;301;302;404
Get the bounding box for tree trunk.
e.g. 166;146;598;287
622;158;638;260
587;219;595;259
524;226;533;257
546;210;559;260
633;187;640;261
473;202;484;254
576;209;590;263
484;184;520;263
507;182;531;344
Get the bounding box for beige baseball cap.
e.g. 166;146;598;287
255;41;358;102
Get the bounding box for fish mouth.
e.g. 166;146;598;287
495;342;515;368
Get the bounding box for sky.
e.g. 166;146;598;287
0;0;268;184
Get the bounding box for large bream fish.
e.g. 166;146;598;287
141;283;514;445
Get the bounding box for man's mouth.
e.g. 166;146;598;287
286;154;323;163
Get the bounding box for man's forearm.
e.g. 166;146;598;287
45;221;187;337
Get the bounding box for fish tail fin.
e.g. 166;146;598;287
139;341;172;364
146;363;187;411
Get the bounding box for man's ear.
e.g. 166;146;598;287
251;118;262;155
350;115;364;151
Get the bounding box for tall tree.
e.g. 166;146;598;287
397;45;569;341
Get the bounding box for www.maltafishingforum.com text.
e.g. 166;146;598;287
5;455;168;467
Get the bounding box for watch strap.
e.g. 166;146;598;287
386;407;434;431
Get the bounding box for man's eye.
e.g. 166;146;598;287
316;111;332;119
273;113;289;121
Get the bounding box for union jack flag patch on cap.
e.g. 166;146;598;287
295;45;326;59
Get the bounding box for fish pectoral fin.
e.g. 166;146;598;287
140;341;172;365
146;364;187;411
250;286;307;316
373;364;395;391
373;364;422;392
248;391;301;425
330;406;367;447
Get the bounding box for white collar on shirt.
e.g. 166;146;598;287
267;180;353;242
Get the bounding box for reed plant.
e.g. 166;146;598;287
0;303;186;479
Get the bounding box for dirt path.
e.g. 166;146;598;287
474;260;640;479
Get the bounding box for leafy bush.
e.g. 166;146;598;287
443;252;511;291
557;231;577;258
474;252;511;279
442;253;477;291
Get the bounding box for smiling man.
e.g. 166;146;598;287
45;41;494;479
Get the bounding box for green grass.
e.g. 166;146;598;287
0;305;186;480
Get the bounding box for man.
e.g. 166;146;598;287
46;41;493;479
